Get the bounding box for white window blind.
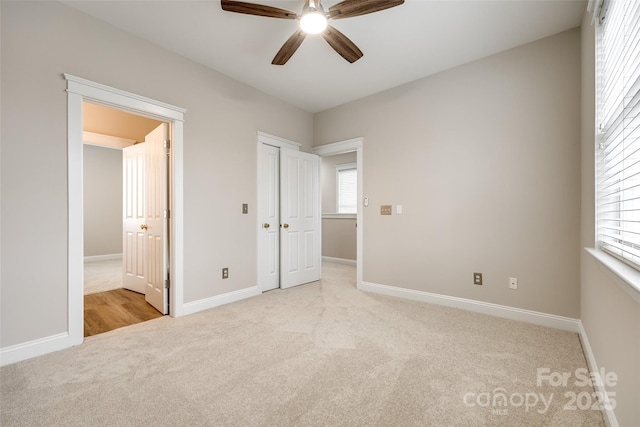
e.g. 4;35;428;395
596;0;640;270
337;164;357;214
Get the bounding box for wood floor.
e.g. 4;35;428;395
84;288;164;337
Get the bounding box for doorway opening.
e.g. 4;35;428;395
313;138;368;289
65;74;186;348
319;152;358;267
82;102;167;336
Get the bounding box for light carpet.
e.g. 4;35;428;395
1;263;603;426
84;259;123;295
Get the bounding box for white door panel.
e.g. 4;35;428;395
280;148;321;289
261;145;280;292
122;144;146;294
144;123;168;314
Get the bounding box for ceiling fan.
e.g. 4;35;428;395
221;0;404;65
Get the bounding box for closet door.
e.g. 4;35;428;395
260;144;280;292
279;147;321;289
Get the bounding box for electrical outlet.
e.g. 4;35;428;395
509;277;518;290
222;268;229;279
380;205;392;215
474;273;483;286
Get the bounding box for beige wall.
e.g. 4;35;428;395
322;218;357;261
315;29;582;318
0;1;313;347
321;152;357;213
579;13;640;426
83;145;122;257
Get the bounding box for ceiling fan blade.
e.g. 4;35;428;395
329;0;404;20
321;25;363;63
272;30;307;65
221;0;298;19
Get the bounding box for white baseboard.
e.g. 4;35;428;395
84;253;122;262
0;333;73;367
359;281;580;332
182;285;260;316
322;256;357;266
578;322;619;427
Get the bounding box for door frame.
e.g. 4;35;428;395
313;138;364;287
65;74;186;347
256;132;301;293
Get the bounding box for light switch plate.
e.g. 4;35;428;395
242;203;248;214
381;205;392;215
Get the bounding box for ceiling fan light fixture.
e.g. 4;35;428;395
300;10;327;34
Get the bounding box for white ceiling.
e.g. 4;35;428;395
64;0;586;113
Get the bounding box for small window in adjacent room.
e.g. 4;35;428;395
336;163;357;214
596;0;640;270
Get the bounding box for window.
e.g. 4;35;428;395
336;163;357;214
596;0;640;270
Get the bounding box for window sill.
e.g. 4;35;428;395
322;213;356;219
585;247;640;303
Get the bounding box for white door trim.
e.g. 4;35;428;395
257;131;302;150
313;138;364;287
65;74;186;348
256;132;301;293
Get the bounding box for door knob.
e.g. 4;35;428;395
283;223;289;229
263;223;270;229
140;224;149;230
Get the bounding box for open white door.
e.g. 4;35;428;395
280;147;321;289
122;144;147;294
144;124;169;314
261;144;280;292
